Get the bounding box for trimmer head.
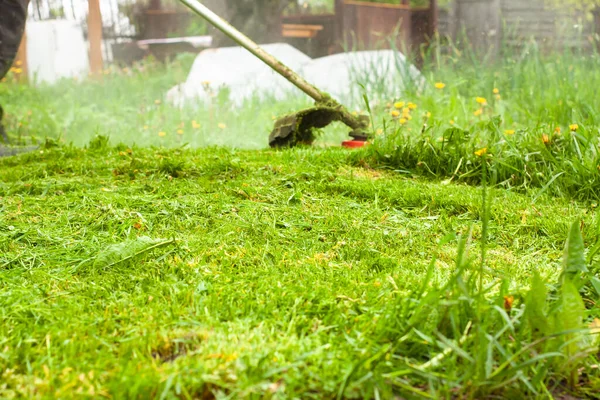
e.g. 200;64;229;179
269;106;370;148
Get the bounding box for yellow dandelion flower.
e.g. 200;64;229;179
474;108;483;117
474;147;488;157
425;112;432;118
402;107;410;115
218;123;227;129
154;99;162;105
569;124;579;131
554;126;561;134
450;120;455;125
143;125;149;130
407;102;417;110
476;97;487;105
391;110;400;117
376;128;384;135
435;82;446;89
493;88;500;94
394;101;405;109
158;131;166;137
399;118;408;125
504;129;515;135
192;120;201;129
542;134;550;144
177;129;184;135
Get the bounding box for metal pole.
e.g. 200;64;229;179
178;0;325;103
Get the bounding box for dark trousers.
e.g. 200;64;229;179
0;0;29;79
0;0;29;142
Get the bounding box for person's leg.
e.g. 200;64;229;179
0;0;30;144
0;0;29;78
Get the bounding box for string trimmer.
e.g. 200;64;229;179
178;0;371;147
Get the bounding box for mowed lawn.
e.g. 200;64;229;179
1;143;597;398
2;43;600;398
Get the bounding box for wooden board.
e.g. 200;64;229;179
87;0;103;75
282;24;324;39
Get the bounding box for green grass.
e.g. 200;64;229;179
358;42;600;202
1;142;599;398
3;43;600;200
0;54;345;150
1;44;600;398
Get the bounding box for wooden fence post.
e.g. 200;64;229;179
430;0;438;34
334;0;345;52
14;29;28;83
88;0;104;75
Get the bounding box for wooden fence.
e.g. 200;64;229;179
281;0;438;57
441;0;594;54
341;1;412;51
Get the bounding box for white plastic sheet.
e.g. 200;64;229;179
26;20;89;84
167;43;424;108
167;43;311;108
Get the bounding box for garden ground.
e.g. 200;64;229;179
1;45;600;398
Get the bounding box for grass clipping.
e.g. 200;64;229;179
93;236;176;270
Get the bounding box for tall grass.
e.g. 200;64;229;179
358;37;600;201
368;217;600;398
0;54;345;150
2;35;600;201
